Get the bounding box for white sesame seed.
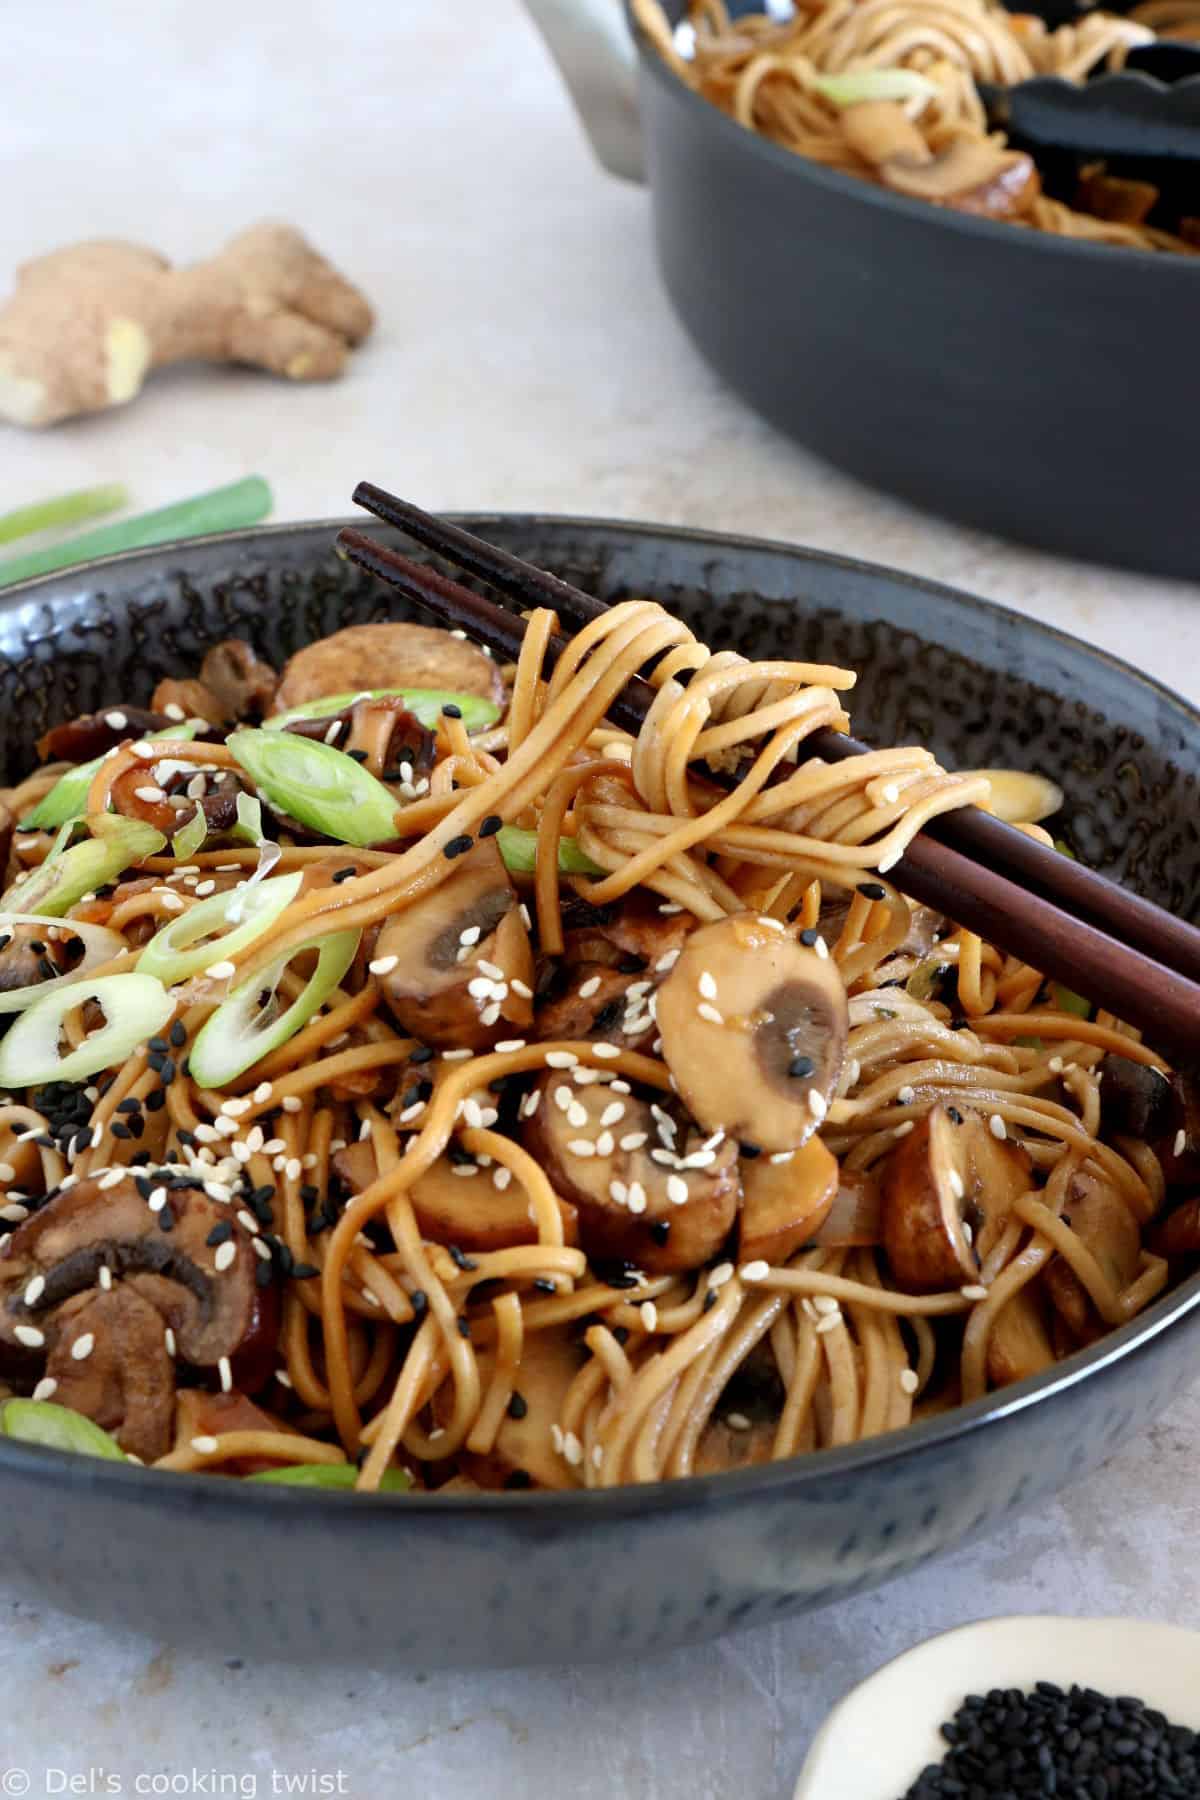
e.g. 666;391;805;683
815;1313;842;1335
666;1174;689;1205
105;710;128;729
578;974;602;999
545;1051;578;1069
609;1178;628;1205
961;1284;988;1301
467;976;493;999
480;1002;502;1026
627;1181;647;1213
697;1002;724;1026
596;1131;615;1156
14;1324;44;1348
599;1102;625;1128
252;1238;272;1261
162;702;185;722
989;1114;1007;1141
899;1369;920;1395
71;1333;95;1361
165;1328;177;1356
618;1131;648;1152
698;971;718;1000
814;936;831;960
477;959;503;980
640;1301;659;1332
739;1260;770;1282
1048;1056;1064;1073
23;1275;45;1306
99;1265;113;1291
132;741;156;758
726;1412;752;1431
285;1157;302;1182
492;1166;512;1191
1175;1128;1187;1157
893;1121;914;1139
567;1139;596;1158
98;1168;125;1190
214;1241;237;1272
194;880;216;898
566;1101;589;1129
808;1089;827;1121
813;1294;840;1316
281;1095;304;1113
32;1377;58;1402
897;1085;916;1106
214;1117;239;1139
592;1043;621;1060
193;1123;219;1143
368;953;399;977
191;1436;220;1455
550;1423;564;1454
592;1444;604;1469
708;1262;734;1289
610;1080;631;1094
511;977;533;999
562;1431;583;1467
494;1039;527;1053
947;1168;965;1200
219;1355;233;1393
134;784;166;804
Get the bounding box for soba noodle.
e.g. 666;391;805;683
0;596;1178;1492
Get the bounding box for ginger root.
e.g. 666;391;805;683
0;222;374;428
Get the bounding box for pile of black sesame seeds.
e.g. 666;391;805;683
902;1681;1200;1797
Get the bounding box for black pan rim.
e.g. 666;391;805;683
0;510;1196;1523
628;0;1200;277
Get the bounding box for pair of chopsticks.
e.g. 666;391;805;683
336;485;1200;1061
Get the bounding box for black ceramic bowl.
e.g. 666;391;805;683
0;516;1198;1668
627;1;1200;581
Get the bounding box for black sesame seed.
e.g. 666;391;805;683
332;866;357;884
300;1184;320;1204
532;1277;557;1294
148;1036;168;1055
443;834;474;859
456;1315;471;1339
611;1325;630;1346
504;1469;532;1489
345;749;369;763
947;1106;964;1125
449;1245;478;1271
441;703;463;720
649;1220;671;1245
593;999;622;1032
206;1222;234;1246
170;1020;187;1048
409;1045;434;1064
702;1289;718;1313
857;882;888;901
291;1262;319;1279
255;1260;275;1288
799;927;819;947
157;1058;176;1086
157;1206;175;1231
410;1289;428;1317
144;1088;166;1113
125;1114;145;1138
37;957;57;982
740;1142;762;1159
129;1149;153;1166
478;814;502;838
788;1055;815;1079
110;1121;132;1141
507;1390;528;1420
0;934;10;952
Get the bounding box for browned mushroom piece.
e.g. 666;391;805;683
35;706;170;764
1043;1163;1142;1339
455;1326;584;1491
1154;1068;1200;1188
110;763;247;841
0;923;69;996
1096;1052;1175;1143
199;639;277;722
840;102;1039;219
812;1167;883;1249
882;1104;1032;1293
655;914;848;1153
0;1175;277;1459
522;1071;740;1273
173;1388;290;1473
284;697;436;785
151;677;226;727
373;841;534;1050
986;1286;1057;1389
273;622;503;712
332;1139;579;1253
534;964;656;1052
738;1135;839;1266
1152;1194;1200;1257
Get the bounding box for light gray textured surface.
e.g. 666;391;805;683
0;4;1197;1795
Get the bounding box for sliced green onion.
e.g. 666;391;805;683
1051;981;1092;1020
0;970;173;1087
0;913;126;1014
496;825;603;877
264;688;500;735
0;484;129;549
171;807;209;862
0;1398;128;1461
137;871;303;987
228;730;399;847
1054;838;1077;861
2;816;165;917
0;475;272;591
21;721;201;830
814;68;939;107
188;928;360;1088
233;792;265;845
247;1463;411;1490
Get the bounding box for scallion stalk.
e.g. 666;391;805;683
0;484;130;548
0;971;174;1087
228;730;400;847
264;688;500;735
496;825;602;876
0;1399;128;1461
188;928;360;1088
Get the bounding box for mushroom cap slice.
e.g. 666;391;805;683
0;1175;276;1392
450;1325;583;1491
1153;1194;1200;1257
655;914;848;1153
45;1285;175;1462
882;1104;1032;1293
274;622;503;712
373;841;534;1050
1044;1163;1142;1337
986;1286;1057;1389
811;1167;882;1249
534;964;656;1053
522;1072;740;1274
739;1135;839;1266
333;1140;578;1253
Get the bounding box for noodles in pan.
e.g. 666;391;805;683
633;0;1200;254
0;599;1188;1492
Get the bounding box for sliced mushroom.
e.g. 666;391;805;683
373;841;534;1050
1155;1069;1200;1188
455;1325;583;1491
812;1167;883;1248
1097;1052;1175;1143
522;1071;740;1273
45;1286;175;1461
695;1341;783;1475
739;1134;839;1266
0;1175;277;1457
1152;1194;1200;1257
1043;1163;1141;1339
199;639;277;722
841;102;1039;219
655;914;848;1153
274;622;503;712
286;697;436;783
986;1286;1057;1389
110;764;246;841
882;1104;1032;1293
534;964;655;1052
0;923;69;996
332;1139;578;1253
35;706;170;763
151;677;226;727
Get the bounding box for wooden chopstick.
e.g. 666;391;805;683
335;520;1200;1059
353;482;1200;988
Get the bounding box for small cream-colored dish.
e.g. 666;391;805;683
795;1615;1200;1799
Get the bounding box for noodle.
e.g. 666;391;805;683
634;0;1200;254
0;594;1184;1494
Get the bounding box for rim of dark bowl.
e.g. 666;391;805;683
1;511;1198;1520
629;0;1200;277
